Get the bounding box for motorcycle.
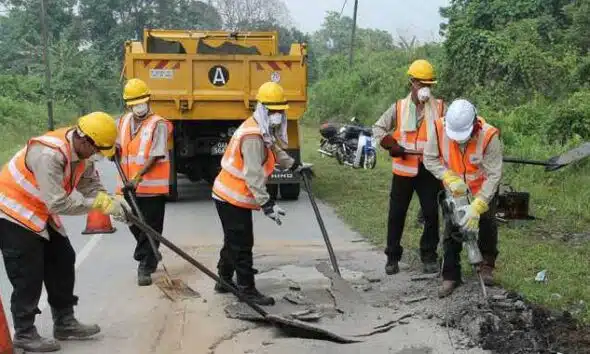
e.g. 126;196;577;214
318;117;377;169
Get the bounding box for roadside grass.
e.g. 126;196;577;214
300;124;590;323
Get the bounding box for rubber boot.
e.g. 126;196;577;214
438;280;458;298
52;308;101;340
238;286;275;306
385;258;399;275
422;261;439;274
137;268;152;286
13;326;61;352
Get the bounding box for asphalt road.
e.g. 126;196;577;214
0;160;490;354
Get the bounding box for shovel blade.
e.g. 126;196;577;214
265;314;362;343
155;277;200;302
545;142;590;171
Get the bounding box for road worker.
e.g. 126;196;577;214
211;81;309;306
0;112;130;352
117;78;173;286
423;98;502;297
372;59;446;275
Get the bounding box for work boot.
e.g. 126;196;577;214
214;275;237;294
438;280;458;298
238;286;275;306
52;308;101;340
422;261;439;274
479;265;495;286
137;269;152;286
13;327;61;352
385;259;399;275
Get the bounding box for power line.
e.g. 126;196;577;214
348;0;358;67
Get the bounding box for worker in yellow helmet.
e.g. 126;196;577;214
372;59;446;276
211;81;310;306
0;112;131;352
117;78;173;286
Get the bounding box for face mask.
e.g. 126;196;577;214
132;103;149;117
88;153;105;162
269;112;284;127
417;87;431;102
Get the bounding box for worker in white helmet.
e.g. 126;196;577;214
423;98;503;298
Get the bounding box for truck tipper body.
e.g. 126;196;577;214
123;29;308;201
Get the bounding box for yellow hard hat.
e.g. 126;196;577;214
123;78;151;106
77;112;118;158
256;81;289;110
407;59;437;84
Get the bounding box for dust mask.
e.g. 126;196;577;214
131;103;149;117
417;87;431;102
269;112;284;127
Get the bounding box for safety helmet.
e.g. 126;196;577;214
407;59;437;84
123;78;151;106
444;99;477;142
76;112;118;158
256;81;289;110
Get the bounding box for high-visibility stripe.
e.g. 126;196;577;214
391;162;418;175
137;179;169;187
0;194;45;230
8;157;42;199
213;179;257;207
120;156;169;165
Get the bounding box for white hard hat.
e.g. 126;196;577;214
445;99;477;142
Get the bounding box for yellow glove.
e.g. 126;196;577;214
458;197;489;233
92;192;132;222
442;170;468;196
91;191;115;214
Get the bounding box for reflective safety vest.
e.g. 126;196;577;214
0;128;86;232
212;117;276;210
391;95;445;177
435;117;499;196
116;113;173;196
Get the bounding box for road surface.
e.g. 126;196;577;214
0;160;490;353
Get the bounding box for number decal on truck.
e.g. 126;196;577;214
211;142;228;155
209;65;229;86
150;69;174;79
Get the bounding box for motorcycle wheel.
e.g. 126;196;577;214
335;145;345;165
364;150;377;169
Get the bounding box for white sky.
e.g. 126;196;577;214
283;0;450;43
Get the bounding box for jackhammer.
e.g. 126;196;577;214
439;189;488;298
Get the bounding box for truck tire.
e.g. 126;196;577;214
279;183;300;200
167;145;179;202
267;184;279;201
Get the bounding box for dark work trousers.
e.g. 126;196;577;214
214;199;256;287
0;219;78;334
125;195;167;272
385;163;442;264
441;197;499;282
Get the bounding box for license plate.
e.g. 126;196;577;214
211;142;228;155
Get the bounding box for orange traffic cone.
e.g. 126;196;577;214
81;210;117;235
0;295;13;354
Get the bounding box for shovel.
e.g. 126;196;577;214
112;153;196;301
299;166;341;276
120;210;361;343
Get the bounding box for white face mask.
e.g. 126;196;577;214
417;87;431;102
132;103;149;117
269;112;284;127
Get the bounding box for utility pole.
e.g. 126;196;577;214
348;0;358;67
41;0;54;131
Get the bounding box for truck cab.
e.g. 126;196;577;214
123;29;308;201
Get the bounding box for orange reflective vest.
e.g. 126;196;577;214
116;113;173;196
0;128;86;232
212;117;276;210
391;96;445;177
435;117;499;196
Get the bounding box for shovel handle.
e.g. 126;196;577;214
113;153;163;262
301;171;341;276
123;211;269;318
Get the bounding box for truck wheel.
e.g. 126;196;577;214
167;182;179;202
267;184;279;201
280;183;300;200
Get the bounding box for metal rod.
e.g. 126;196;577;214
124;212;269;317
301;172;341;276
348;0;358;67
40;0;54;131
502;157;556;166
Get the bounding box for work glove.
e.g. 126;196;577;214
290;161;314;177
389;141;406;158
458;197;489;233
442;170;468;197
261;199;286;226
125;173;143;191
91;191;132;223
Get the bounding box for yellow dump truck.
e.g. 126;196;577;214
123;29;308;201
